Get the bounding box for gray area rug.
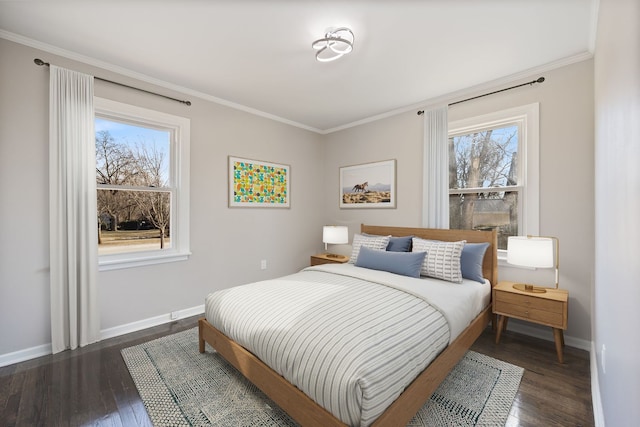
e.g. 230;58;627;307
122;327;523;426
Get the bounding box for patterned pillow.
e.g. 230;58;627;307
349;233;391;264
411;237;466;283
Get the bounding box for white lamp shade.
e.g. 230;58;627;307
507;236;554;268
323;226;348;245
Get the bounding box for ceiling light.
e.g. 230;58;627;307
312;27;354;62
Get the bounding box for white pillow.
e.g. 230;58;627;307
349;233;391;264
411;237;466;283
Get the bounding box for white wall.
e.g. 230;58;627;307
323;112;425;235
593;0;640;425
0;34;599;369
323;60;595;345
0;39;325;359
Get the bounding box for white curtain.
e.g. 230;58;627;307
49;65;100;354
422;106;450;228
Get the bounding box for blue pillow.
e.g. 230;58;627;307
362;233;413;252
355;246;426;278
386;235;413;252
460;242;489;283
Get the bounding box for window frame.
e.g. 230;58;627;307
448;103;539;260
94;97;191;271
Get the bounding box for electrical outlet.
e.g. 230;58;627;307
261;260;267;270
170;311;179;320
601;344;606;374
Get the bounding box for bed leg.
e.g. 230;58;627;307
198;318;206;353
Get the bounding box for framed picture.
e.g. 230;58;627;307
229;156;290;208
339;159;396;209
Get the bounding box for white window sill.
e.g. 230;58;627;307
99;250;191;271
497;249;508;265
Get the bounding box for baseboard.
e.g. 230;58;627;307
0;343;52;368
0;305;205;368
590;341;606;427
505;321;591;351
100;305;205;340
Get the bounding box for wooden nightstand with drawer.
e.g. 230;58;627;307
310;253;349;266
493;281;568;363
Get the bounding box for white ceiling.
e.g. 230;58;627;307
0;1;597;133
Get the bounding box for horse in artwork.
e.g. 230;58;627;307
352;181;368;192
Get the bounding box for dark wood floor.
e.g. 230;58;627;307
471;328;594;427
0;316;594;427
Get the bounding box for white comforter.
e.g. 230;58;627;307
205;264;490;426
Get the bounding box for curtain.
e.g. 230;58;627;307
49;65;99;354
422;106;450;228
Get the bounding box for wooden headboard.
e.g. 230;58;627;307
361;224;498;287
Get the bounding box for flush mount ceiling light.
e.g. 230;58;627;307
312;27;354;62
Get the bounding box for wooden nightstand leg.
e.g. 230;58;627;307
495;315;506;344
553;328;564;363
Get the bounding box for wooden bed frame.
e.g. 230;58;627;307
199;224;498;426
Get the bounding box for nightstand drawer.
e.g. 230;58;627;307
311;257;339;266
494;300;564;327
493;281;569;362
310;254;349;266
494;290;564;314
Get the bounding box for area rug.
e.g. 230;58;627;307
122;327;523;426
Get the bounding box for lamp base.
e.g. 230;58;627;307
325;253;347;260
512;283;547;293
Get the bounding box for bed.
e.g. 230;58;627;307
199;224;498;426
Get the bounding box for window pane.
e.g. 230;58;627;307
98;189;171;255
449;191;518;249
94;97;190;269
95;118;170;187
449;125;518;189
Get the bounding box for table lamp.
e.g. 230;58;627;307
506;235;559;293
322;226;348;259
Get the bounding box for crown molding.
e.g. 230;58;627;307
2;29;593;136
0;30;322;134
323;51;594;134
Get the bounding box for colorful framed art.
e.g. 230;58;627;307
339;159;396;209
228;156;290;208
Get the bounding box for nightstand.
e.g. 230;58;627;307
493;281;569;363
310;253;349;266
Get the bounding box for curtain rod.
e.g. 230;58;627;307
417;77;545;115
34;58;192;106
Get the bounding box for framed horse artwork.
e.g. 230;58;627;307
339;159;396;209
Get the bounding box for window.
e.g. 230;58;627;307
448;103;539;253
94;98;190;270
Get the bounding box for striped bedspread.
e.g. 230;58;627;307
205;265;482;426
